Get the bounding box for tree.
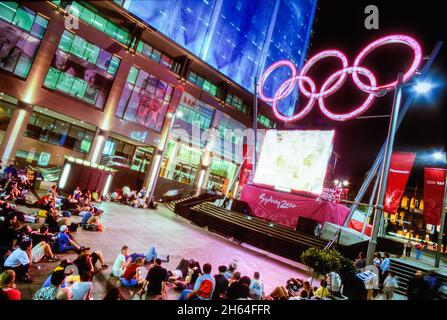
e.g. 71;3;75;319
301;247;343;286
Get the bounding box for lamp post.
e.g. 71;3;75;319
435;152;447;268
366;73;404;264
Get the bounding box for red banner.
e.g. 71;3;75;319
384;152;416;214
423;168;447;225
240;185;349;229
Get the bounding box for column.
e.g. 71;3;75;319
194;111;222;195
87;60;132;163
144;86;184;198
0;101;33;166
165;137;182;180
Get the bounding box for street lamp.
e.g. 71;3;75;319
367;74;437;264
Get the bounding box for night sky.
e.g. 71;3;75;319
292;0;447;192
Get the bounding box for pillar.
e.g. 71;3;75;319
165;137;182;180
87;60;132;163
194;111;222;194
144;86;184;198
0;101;33;166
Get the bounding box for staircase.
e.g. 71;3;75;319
164;195;196;211
390;258;447;296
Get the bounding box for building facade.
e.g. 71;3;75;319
0;0;316;197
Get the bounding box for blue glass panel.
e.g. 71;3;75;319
124;0;216;56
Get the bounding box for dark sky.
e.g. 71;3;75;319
293;0;447;192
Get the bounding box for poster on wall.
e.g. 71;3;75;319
253;130;335;195
0;19;41;77
47;47;116;109
38;152;51;166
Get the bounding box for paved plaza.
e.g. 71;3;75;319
17;202;314;300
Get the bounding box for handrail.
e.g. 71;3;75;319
325;229;341;249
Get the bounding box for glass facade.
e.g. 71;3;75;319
0;1;48;78
43;30;120;109
188;71;219;98
225;93;249;115
118;0;316;116
68;1;132;46
116;66;174;132
24;111;95;153
0;100;15;132
136;40;181;74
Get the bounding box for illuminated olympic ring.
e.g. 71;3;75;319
258;34;423;122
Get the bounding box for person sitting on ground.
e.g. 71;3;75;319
91;189;101;203
266;286;289;300
17;225;59;263
84;209;104;231
0;270;21;300
55;225;84;253
300;281;314;299
70;271;94;300
174;260;201;291
147;196;158;209
30;225;55;248
73;248;107;275
73;187;82;200
3;239;33;282
236;276;251;300
286;278;303;297
56;287;73;300
314;279;331;299
138;258;169;299
119;257;145;287
61;194;78;211
33;270;66;300
224;259;237;280
103;285;124;300
249;272;264;300
213;265;229;299
167;258;190;282
41;260;75;288
45;207;61;234
179;263;215;300
226;271;242;299
112;246;131;278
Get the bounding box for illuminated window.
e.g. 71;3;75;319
0;2;48;78
136;40;180;74
43;30;121;109
188;71;220;98
115;66;174;132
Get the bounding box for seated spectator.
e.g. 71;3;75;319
103;285;123;300
174;260;201;291
45;208;61;233
179;263;215;300
0;270;21;300
56;287;73;300
0;214;18;254
301;281;314;299
61;194;78;211
91;189;101;203
30;225;55;247
119;257;145;287
353;252;366;271
112;246;131;278
138;258;169;299
73;248;107;275
224;259;238;280
226;272;242;299
268;286;290;300
79;207;93;225
3;239;32;282
249;272;264;300
84;209;104;232
42;260;75;288
213;265;229;299
55;225;84;253
70;271;93;300
33;270;66;300
237;276;251;300
18;225;59;263
128;245;169;263
286;278;303;297
314;279;331;299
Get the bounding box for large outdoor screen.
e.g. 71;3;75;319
253;130;334;195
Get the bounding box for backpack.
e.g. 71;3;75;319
197;279;214;299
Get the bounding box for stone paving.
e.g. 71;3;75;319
16;202;314;300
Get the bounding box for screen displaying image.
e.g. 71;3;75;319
253;129;334;195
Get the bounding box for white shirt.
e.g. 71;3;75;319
70;281;93;300
4;248;30;268
383;275;398;289
112;254;126;278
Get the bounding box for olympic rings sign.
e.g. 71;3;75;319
258;35;422;122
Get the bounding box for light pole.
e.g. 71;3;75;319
366;73;404;264
435;152;447;268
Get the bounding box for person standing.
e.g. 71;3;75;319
415;242;423;260
405;238;413;257
406;271;429;300
383;272;399;300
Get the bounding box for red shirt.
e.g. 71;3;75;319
1;288;21;300
122;263;138;281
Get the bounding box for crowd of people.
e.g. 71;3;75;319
1;164;447;301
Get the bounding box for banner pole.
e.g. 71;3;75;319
435;167;447;268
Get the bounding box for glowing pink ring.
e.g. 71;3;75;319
272;75;317;122
318;67;377;121
352;35;422;92
258;60;297;103
299;50;349;99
